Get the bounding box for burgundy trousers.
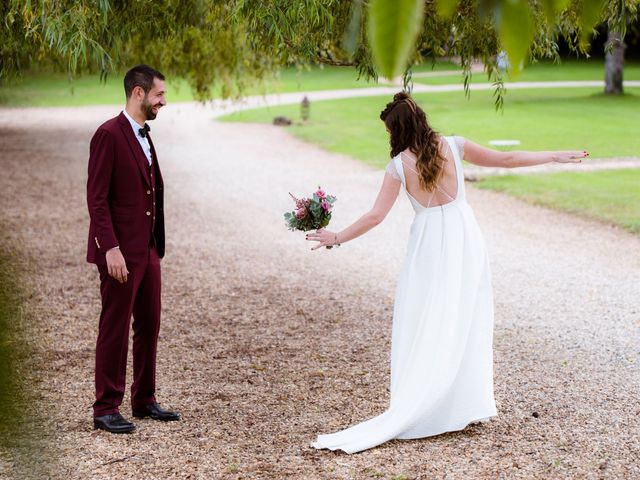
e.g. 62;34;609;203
94;247;161;417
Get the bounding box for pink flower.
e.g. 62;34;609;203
321;200;329;211
316;189;326;199
295;207;307;219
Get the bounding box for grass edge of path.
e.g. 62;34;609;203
0;237;57;478
475;169;640;234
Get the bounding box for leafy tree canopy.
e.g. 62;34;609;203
1;0;638;102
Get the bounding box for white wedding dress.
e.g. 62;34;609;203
312;136;497;454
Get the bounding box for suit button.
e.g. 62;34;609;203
147;190;151;195
146;211;151;216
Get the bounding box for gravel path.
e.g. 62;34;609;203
0;102;639;479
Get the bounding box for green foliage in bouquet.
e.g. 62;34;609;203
285;188;337;232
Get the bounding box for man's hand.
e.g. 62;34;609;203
105;247;129;283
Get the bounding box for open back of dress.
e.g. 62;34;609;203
312;136;497;454
386;135;464;211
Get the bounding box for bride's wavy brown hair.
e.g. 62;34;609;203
380;92;445;191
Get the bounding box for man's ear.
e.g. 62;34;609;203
132;85;145;100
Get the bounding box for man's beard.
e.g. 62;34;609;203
142;97;158;120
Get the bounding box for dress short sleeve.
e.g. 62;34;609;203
385;159;401;181
453;136;466;160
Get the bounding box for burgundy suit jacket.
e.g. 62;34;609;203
87;112;165;265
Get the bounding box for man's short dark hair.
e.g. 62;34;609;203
124;64;165;98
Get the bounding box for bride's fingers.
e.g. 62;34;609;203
556;151;587;163
307;232;331;241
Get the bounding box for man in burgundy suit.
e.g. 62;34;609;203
87;64;179;433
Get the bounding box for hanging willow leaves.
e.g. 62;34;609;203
368;0;425;79
539;0;572;23
1;0;634;101
436;0;460;18
343;0;363;56
579;0;606;45
496;0;535;74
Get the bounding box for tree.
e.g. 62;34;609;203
605;29;625;94
602;0;638;94
0;0;636;103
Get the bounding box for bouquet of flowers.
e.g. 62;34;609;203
284;187;337;232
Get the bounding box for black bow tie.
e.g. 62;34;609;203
138;123;150;138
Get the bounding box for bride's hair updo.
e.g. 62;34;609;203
380;92;445;191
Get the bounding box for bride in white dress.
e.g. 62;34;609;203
306;92;586;454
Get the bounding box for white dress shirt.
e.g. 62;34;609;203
122;109;152;165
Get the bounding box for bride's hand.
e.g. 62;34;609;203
554;151;589;163
306;229;337;250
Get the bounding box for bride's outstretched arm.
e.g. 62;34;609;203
306;173;401;250
464;139;588;168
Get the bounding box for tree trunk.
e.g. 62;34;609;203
604;30;625;95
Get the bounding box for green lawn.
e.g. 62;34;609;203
412;59;640;86
221;87;640;163
476;169;640;233
0;65;380;107
511;59;640;82
4;59;638;107
0;72;191;107
221;84;640;233
0;60;464;108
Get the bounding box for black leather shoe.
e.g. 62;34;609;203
132;402;180;421
93;413;136;433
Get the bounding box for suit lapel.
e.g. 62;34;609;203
147;135;163;187
117;113;151;187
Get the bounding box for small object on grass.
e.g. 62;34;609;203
301;95;310;121
273;116;292;126
489;139;521;151
464;173;479;182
